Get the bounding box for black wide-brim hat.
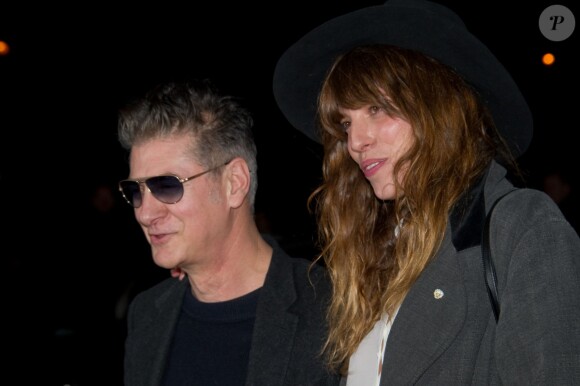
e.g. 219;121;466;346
273;0;533;157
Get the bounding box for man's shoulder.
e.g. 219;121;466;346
268;237;326;276
269;249;331;298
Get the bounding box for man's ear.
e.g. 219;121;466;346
225;157;250;209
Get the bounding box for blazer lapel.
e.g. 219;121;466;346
136;279;187;386
245;250;299;386
381;229;467;384
379;168;495;384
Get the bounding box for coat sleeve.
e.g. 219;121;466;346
491;189;580;384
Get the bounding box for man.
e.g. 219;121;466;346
117;79;339;386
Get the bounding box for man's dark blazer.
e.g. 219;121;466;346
124;236;340;386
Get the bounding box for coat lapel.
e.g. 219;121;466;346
245;248;299;386
139;280;187;386
379;171;492;384
380;229;466;384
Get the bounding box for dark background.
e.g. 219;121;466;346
1;1;577;385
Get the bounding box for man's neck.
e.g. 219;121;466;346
187;230;273;302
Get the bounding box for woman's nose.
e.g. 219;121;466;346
349;120;374;152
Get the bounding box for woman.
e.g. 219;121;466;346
273;0;580;384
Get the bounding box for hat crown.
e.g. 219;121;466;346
384;0;465;27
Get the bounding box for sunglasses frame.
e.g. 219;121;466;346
119;160;231;208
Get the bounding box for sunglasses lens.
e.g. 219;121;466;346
147;176;184;204
119;181;142;208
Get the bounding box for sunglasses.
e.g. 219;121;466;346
119;161;230;208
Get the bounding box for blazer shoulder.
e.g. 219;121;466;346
493;188;568;228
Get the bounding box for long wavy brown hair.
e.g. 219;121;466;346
310;45;517;371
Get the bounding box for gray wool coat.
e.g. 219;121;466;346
342;160;580;385
124;236;340;386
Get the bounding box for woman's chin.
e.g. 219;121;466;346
374;183;397;201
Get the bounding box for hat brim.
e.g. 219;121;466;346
273;0;532;157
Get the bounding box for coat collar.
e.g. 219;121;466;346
449;160;511;252
449;167;488;251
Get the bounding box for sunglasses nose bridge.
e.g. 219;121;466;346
128;180;151;209
141;179;153;194
136;180;159;207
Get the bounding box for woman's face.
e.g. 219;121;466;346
341;105;414;200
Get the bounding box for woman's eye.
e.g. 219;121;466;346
369;105;379;114
340;121;351;131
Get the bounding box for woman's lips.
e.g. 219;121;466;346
361;159;386;178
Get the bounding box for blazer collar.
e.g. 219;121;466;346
449;167;488;252
449;160;513;252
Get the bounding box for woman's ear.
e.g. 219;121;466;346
225;157;250;209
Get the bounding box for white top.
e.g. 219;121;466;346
346;307;400;386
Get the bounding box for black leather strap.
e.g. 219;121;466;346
482;190;516;323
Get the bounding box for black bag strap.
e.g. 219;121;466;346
482;190;516;323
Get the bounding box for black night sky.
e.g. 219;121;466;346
1;1;577;384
